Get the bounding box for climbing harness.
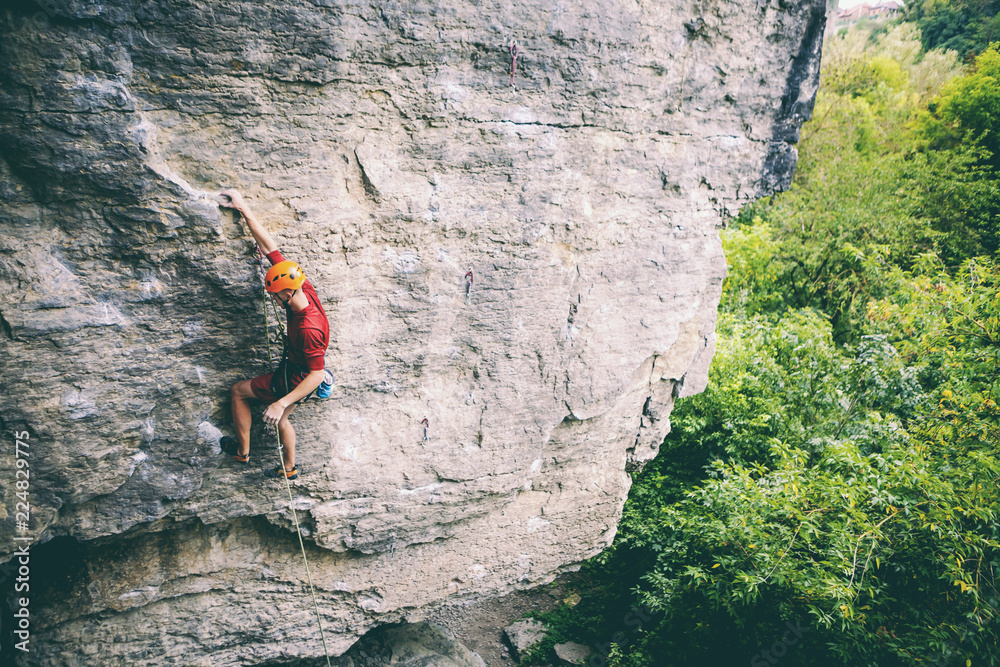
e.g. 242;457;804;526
253;243;334;667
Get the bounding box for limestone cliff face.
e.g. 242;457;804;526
0;0;824;664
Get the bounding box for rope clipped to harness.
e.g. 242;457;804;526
254;244;334;667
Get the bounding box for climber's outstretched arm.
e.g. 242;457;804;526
219;189;279;257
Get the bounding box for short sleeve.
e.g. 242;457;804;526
266;249;286;266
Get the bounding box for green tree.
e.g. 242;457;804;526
914;44;1000;252
907;0;1000;59
743;30;998;340
598;275;1000;664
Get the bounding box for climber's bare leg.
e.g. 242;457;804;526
230;380;255;458
276;403;297;470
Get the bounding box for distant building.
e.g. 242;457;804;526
869;1;903;18
836;1;903;25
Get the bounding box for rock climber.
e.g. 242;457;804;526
217;188;330;480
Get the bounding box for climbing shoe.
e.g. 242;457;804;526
265;464;299;480
219;436;249;463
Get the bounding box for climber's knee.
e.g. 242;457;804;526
231;379;254;400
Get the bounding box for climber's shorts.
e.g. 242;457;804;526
249;362;317;404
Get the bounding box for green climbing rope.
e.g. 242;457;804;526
257;246;334;667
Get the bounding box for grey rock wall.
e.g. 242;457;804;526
0;0;824;664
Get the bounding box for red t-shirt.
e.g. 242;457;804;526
266;250;329;371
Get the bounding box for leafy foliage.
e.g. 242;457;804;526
739;28;999;339
915;45;1000;250
523;16;1000;667
907;0;1000;59
611;298;1000;665
869;256;1000;455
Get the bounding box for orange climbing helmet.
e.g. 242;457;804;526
265;260;306;293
